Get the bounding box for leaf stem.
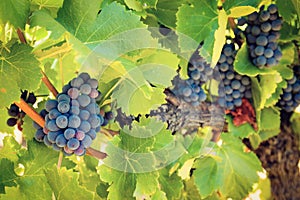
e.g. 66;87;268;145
57;151;64;169
101;128;119;137
17;28;27;44
86;148;107;159
41;70;59;97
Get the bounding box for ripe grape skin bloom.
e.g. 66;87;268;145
33;72;104;156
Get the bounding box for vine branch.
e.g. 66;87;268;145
41;70;59;97
17;28;27;44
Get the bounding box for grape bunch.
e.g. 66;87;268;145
171;47;211;106
239;4;283;68
33;73;104;156
100;104;114;126
216;43;252;110
7;90;36;128
277;68;300;112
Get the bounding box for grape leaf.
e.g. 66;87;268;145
98;166;160;200
193;157;218;198
0;186;25;200
103;117;173;172
280;22;300;42
259;107;280;131
0;136;21;162
227;6;257;18
234;43;277;76
215;133;262;199
0;158;18;194
44;165;95;200
226;116;256;138
0;0;30;28
110;50;179;115
149;0;186;28
158;167;184;200
259;72;282;110
58;1;146;48
0;43;42;108
258;129;280;141
277;43;296;71
6;141;76;199
180;178;202;200
30;0;64;17
152;190;167;200
291;112;300;137
251;77;262;111
200;9;227;65
222;0;260;11
277;0;299;22
265;80;286;107
177;0;218;54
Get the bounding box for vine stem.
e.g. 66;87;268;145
17;28;27;44
14;99;44;127
41;70;58;97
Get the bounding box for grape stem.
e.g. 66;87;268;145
17;28;27;44
101;128;119;137
14;99;45;127
228;17;236;30
41;70;59;97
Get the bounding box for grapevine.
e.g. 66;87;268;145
0;1;299;200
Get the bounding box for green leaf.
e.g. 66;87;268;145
0;0;30;28
291;112;300;137
259;107;280;131
279;42;295;65
201;9;227;65
44;165;95;200
193;157;218;198
227;6;257;18
109;50;179;115
259;72;282;109
9;141;76;199
149;0;186;28
0;158;18;193
234;43;277;77
180;178;201;200
265;80;286;107
0;43;42;108
216;133;262;199
280;22;300;42
277;0;299;23
98;164;160;200
177;0;218;53
58;1;146;48
158;167;184;200
103;117;174;172
251;77;262;110
133;173;159;199
0;136;21;162
223;0;260;11
226;116;255;138
30;0;64;17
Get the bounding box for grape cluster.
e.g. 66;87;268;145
239;4;283;68
34;73;104;156
216;43;252;110
277;70;300;112
171;48;211;106
7;90;36;128
100;104;114;126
